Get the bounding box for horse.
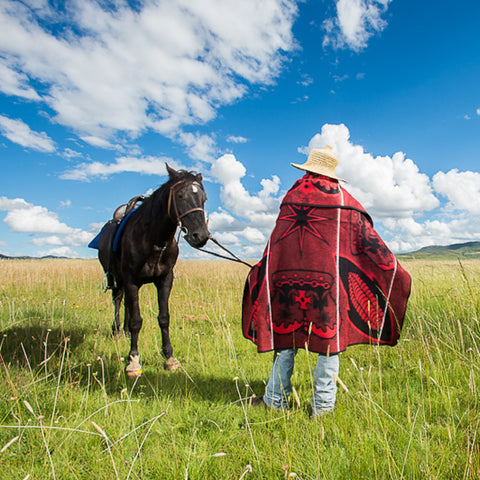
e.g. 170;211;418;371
97;164;210;376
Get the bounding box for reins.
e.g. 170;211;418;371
197;236;253;268
168;178;253;268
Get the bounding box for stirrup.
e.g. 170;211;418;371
102;273;110;291
102;272;116;291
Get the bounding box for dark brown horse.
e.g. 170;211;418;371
97;164;210;376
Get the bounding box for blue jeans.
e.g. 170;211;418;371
263;348;339;415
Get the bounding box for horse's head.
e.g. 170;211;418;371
167;164;210;248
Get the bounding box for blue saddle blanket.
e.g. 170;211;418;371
88;209;137;251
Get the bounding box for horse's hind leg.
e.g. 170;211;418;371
155;271;179;371
111;286;123;335
124;282;143;377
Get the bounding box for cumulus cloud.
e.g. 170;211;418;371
383;215;480;253
30;230;92;247
323;0;392;51
61;155;171;181
210;153;281;219
207;126;475;256
206;153;283;257
301;123;439;219
177;131;217;163
212;231;240;245
238;227;267;244
0;196;73;234
433;169;480;215
0;0;297;143
0;115;56;152
289;123;480;252
208;210;242;231
0;196;92;255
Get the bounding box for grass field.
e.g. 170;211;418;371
0;258;479;479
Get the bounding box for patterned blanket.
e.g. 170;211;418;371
242;173;411;354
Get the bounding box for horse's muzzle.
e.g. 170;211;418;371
184;230;210;249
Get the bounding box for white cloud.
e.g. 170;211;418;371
178;131;217;163
61;155;171;181
30;229;92;247
80;136;118;150
301;123;439;219
0;0;297;143
208;210;241;231
0;196;72;234
205;153;283;257
383;215;480;253
210;153;282;221
476;108;480;116
62;148;82;159
206;124;480;256
294;123;480;253
297;74;313;87
0;63;40;100
238;227;266;244
226;135;248;144
0;196;93;255
242;244;266;260
212;231;240;245
0;115;56;152
323;0;392;51
432;169;480;215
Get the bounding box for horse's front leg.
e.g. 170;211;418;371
155;271;180;371
124;282;143;377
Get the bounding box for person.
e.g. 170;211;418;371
241;145;411;416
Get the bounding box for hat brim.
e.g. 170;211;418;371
290;162;345;182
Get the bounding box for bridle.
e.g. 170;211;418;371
167;179;206;228
166;177;252;268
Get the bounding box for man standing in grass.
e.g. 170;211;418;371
242;146;411;416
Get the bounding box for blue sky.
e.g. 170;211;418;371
1;0;479;259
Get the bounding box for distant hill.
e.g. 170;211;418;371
398;241;480;260
0;253;69;260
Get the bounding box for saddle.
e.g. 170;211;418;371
113;195;145;223
96;195;145;289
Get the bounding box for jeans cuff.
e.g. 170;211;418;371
263;394;289;410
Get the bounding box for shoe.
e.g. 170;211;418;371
248;395;267;408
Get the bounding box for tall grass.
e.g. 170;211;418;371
0;258;478;479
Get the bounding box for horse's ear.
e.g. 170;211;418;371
166;163;177;179
196;173;203;182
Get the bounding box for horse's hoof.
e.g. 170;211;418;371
126;355;142;377
164;357;180;371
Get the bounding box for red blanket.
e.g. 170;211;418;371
242;173;411;354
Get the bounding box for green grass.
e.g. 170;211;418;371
0;258;479;479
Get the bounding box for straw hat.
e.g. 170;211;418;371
291;145;344;181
